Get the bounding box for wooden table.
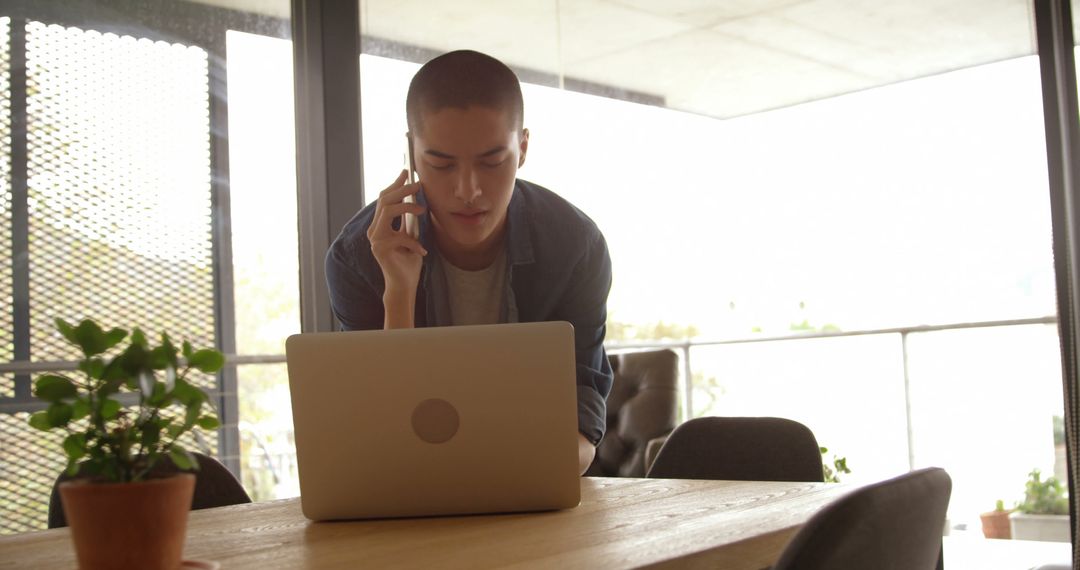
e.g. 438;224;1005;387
0;477;854;569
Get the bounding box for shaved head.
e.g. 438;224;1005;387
406;50;524;135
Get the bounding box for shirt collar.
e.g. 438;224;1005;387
505;180;535;266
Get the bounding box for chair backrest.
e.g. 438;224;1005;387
48;452;252;528
772;467;952;570
646;416;824;482
586;349;679;477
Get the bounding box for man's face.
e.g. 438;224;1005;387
411;105;528;255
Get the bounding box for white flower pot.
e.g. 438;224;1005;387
1009;512;1071;542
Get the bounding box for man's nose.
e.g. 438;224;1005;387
454;168;482;204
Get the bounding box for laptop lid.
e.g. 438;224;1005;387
286;321;581;520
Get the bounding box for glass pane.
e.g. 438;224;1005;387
238;363;298;501
357;0;1059;558
226;29;300;356
691;335;910;484
907;324;1065;535
0;0;295;533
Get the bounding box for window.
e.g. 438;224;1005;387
0;1;295;533
357;0;1059;536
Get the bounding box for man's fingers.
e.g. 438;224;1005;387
371;234;428;257
380;202;427;221
378;180;422;204
379;169;408;195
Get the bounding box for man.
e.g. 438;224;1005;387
325;50;612;474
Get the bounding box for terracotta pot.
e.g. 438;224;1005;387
980;509;1012;539
59;473;195;570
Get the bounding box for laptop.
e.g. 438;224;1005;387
285;321;581;520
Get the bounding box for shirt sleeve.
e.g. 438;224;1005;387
556;229;614;445
325;238;383;331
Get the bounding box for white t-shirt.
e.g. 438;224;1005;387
438;248;508;326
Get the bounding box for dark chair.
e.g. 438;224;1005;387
586;349;679;477
48;452;252;528
772;467;952;570
646;416;824;482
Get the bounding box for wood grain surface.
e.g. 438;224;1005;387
0;477;854;569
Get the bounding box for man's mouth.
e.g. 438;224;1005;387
452;210;486;225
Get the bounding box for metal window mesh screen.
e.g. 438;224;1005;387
0;412;68;535
1;17;13;398
25;21;216;363
0;21;221;535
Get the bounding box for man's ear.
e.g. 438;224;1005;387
518;128;530;168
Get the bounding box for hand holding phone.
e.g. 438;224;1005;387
402;134;420;240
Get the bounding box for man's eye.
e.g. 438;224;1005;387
482;160;506;168
428;163;453;171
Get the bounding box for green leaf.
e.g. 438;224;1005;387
160;333;179;366
102;328;127;351
98;377;123;399
33;375;78;402
46;403;73;428
196;416;220;430
56;318;77;345
141;424;162;448
78;358;106;380
169;445;195;470
187;349;224;373
63;433;87;460
184;403;202;428
130;328;147;348
182;341;194;359
100;398;121;420
148;346;172;370
28;411;52;431
147;381;168;406
166;422;184;438
172;379;206;407
71;319;109;357
71;397;90;420
65;459;81;477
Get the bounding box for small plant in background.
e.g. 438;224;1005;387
820;446;851;483
1016;468;1068;515
27;318;224;483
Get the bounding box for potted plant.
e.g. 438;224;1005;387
980;499;1012;539
1009;468;1070;542
28;318;224;570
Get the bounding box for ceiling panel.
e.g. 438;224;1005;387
564;28;870;118
361;0;562;74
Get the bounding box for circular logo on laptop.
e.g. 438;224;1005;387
411;398;460;444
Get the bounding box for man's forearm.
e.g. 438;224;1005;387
383;288;416;329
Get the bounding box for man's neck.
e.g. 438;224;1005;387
434;222;507;271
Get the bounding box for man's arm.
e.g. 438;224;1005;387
555;229;615;460
326;238;384;331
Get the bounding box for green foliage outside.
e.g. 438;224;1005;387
1016;468;1068;515
27;318;223;483
606;319;725;418
820;446;851;483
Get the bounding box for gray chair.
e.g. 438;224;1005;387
586;349;679;477
646;416;824;482
772;467;952;570
48;452;251;528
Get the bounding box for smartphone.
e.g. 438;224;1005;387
402;134;420;240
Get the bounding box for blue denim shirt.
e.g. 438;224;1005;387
325;179;614;444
